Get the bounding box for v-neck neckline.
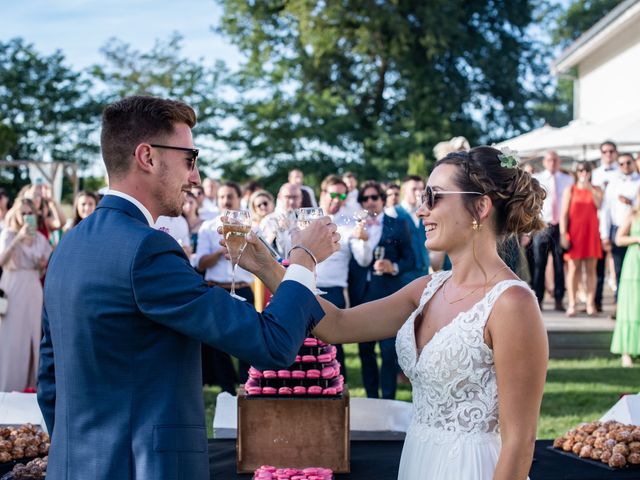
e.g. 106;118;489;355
412;272;507;363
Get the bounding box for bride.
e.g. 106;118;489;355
313;146;548;479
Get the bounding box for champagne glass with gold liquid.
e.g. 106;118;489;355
222;209;252;301
295;207;326;295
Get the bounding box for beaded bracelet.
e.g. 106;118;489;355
288;244;318;266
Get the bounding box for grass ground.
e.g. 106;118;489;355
204;345;640;439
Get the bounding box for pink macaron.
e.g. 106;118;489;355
261;386;277;395
262;370;277;379
278;386;292;395
308;385;323;395
293;386;307;395
277;370;292;379
248;367;263;379
301;355;316;363
291;370;306;379
303;337;318;347
306;369;320;379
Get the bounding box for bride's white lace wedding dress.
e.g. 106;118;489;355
396;270;530;479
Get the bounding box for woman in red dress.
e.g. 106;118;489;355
560;161;603;316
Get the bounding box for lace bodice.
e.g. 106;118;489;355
396;270;530;437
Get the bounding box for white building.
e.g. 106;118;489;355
500;0;640;160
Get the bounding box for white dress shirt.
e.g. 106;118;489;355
316;211;372;288
591;164;619;190
599;172;640;238
533;170;574;225
199;197;219;221
154;216;191;248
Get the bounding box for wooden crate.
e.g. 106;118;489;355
236;387;350;473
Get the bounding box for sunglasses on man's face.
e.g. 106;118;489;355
328;192;347;200
149;144;199;171
361;194;381;202
420;186;483;210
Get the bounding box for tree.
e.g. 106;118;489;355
550;0;623;49
216;0;545;180
0;38;100;166
90;33;229;170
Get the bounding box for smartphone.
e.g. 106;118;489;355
24;214;37;235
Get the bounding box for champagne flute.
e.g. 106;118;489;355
353;209;369;225
295;207;326;295
222;209;252;301
373;246;386;275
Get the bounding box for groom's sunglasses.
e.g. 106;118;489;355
420;186;483;210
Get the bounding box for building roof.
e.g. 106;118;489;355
553;0;640;73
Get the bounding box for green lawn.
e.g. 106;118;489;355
204;345;639;439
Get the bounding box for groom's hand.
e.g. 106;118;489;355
217;227;278;275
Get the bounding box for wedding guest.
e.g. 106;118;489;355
348;180;414;399
384;183;401;215
559;162;603;317
182;191;203;254
24;182;66;243
259;182;302;255
248;189;275;230
154;212;192;256
599;152;640;313
38;95;339;480
288;168;317;208
316;175;372;380
342;171;359;217
241;180;262;210
195;180;255;390
592;141;619;311
0;188;10;232
612;193;640;367
398;176;430;284
532;150;574;310
0;198;51;391
314;146;548;480
199;177;219;220
63;191;99;232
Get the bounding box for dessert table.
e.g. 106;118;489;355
208;439;640;479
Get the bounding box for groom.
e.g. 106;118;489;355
37;95;340;480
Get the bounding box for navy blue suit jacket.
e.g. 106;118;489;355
38;195;324;480
395;206;430;284
347;215;414;306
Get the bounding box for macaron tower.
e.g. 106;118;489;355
244;337;344;397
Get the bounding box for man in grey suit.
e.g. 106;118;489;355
38;96;339;479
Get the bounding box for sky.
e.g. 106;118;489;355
0;0;241;71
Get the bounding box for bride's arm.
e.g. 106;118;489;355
312;275;429;344
489;286;548;480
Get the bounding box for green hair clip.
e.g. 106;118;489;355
495;146;520;168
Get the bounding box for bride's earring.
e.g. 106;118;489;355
472;219;482;231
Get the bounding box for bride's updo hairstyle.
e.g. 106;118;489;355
435;146;546;236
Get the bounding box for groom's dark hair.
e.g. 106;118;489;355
101;95;196;180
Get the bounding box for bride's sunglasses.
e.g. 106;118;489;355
420;186;483;209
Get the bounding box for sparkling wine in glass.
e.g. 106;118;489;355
373;246;386;275
222;209;251;301
294;207;326;295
